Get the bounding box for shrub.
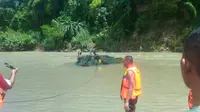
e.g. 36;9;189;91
0;29;36;51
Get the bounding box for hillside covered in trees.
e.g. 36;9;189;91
0;0;199;52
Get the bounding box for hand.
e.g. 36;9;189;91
12;68;18;74
124;102;129;112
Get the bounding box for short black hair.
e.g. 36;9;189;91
184;27;200;72
124;55;133;64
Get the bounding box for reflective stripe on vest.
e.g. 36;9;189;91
120;66;142;100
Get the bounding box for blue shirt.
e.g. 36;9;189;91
187;107;200;112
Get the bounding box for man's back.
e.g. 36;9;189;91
89;41;95;50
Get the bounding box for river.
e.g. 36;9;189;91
0;52;189;112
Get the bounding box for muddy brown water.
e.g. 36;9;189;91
0;52;189;112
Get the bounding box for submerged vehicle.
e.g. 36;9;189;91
76;51;123;67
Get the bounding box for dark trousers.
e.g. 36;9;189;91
90;49;96;55
125;97;138;112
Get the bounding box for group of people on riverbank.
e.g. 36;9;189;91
1;27;200;112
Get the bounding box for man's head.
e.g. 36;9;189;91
181;27;200;88
124;56;133;68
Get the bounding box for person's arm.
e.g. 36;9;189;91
125;70;135;103
7;68;18;89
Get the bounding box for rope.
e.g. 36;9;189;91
4;65;98;104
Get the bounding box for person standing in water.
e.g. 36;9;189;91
89;40;96;56
0;68;18;107
180;27;200;111
120;56;142;112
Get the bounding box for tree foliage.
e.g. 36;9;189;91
0;0;199;51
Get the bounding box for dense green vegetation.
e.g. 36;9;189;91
0;0;199;52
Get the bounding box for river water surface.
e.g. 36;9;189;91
0;52;189;112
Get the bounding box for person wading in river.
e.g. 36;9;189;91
120;56;142;112
89;40;96;56
180;27;200;111
0;68;18;107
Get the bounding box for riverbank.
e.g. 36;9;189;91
0;51;182;60
0;0;198;53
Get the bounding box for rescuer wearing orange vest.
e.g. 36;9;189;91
120;56;142;112
0;68;18;107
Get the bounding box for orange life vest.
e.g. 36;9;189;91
0;88;6;108
188;89;193;109
0;74;10;107
120;66;142;100
0;94;3;107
